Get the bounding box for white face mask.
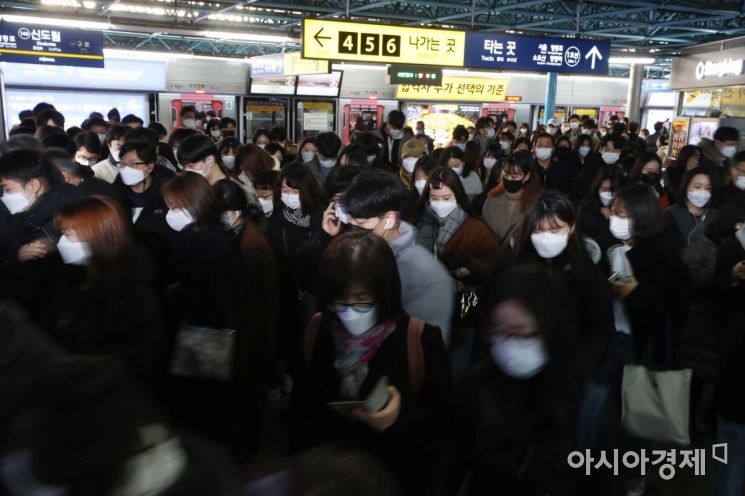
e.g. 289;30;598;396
281;192;301;210
416;129;425;136
486;127;496;139
110;149;120;164
1;191;31;214
75;156;92;167
259;197;274;215
547;127;557;136
367;154;377;164
402;156;418;173
687;189;711;208
599;191;615;207
430;199;458;218
500;141;511;152
722;145;737;158
336;306;378;336
483;157;498;170
334;203;351;224
415;179;427;195
97;133;106;144
530;231;569;259
166;208;194;232
736;176;745;191
182;118;195;129
319;157;336;169
451;165;464;176
535;147;553;160
570;121;579;129
455;143;467;152
210;130;222;139
519;128;528;135
579;146;591;157
119;166;145;186
57;235;90;265
610;215;632;241
490;335;548;379
581;128;593;136
222;155;235;170
257;143;267;149
301;150;316;163
602;151;620;164
389;128;404;140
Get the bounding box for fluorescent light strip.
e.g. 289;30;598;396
608;57;656;65
201;30;294;44
104;48;250;64
0;14;110;30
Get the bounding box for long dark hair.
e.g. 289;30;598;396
613;183;665;240
439;145;475;179
414;166;478;223
587;164;627;202
279;162;325;214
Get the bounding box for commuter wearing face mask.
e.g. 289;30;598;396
253;128;272;150
167;127;199;169
296;137;319;166
73;132;102;167
506;192;614;381
45;148;124;205
253;170;279;222
473;117;496;152
207;118;223;144
49;195;168;386
0;149;80;310
218;137;239;173
606;184;691;363
482;150;543;245
573;135;621;202
532;133;572;195
410;154;441;200
232;143;274;207
439;266;582;496
162;172;263;458
565;114;582;142
711;126;740;169
517;123;530;139
475;143;503;204
719;151;745;210
178;134;230;188
441;146;483;202
629;152;669;208
312;132;342;184
383;110;407;170
290;232;452;496
180;106;197;129
415;120;435;153
577;165;627;252
449;125;470;152
576;118;600;149
415;167;499;375
114;139;175;274
398;138;427;189
92;125;129;184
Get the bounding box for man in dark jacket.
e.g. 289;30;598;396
383;110;407;170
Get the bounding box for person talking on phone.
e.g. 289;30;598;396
290;232;451;496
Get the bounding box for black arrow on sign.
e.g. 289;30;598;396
314;27;331;47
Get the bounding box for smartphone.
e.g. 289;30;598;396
608;272;629;283
326;376;390;415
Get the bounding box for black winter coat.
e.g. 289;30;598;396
290;313;452;495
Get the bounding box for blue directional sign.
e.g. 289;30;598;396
250;53;285;78
465;32;610;75
0;23;103;68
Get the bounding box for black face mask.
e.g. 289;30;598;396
503;178;525;193
641;173;660;186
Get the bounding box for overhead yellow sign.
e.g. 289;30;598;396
396;76;510;102
284;52;329;76
302;18;465;67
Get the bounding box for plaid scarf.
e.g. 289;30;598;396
282;204;311;228
333;320;396;399
420;204;468;257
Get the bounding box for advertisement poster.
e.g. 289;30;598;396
668;116;691;165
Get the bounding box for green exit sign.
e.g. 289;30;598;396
388;64;442;85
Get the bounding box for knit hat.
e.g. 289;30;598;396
400;138;427;160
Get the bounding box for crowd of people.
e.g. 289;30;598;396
1;101;745;496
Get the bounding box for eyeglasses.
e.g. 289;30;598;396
119;161;147;169
480;323;539;341
327;302;375;313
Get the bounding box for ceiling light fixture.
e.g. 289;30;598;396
608;56;656;65
201;30;294;43
0;14;110;30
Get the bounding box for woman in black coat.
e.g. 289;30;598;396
577;164;627;254
49;196;169;386
440;266;582;496
290;232;452;496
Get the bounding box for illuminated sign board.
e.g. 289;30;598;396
672;45;745;89
695;58;743;80
388;64;442;85
396;75;510;102
302;18;465;67
0;23;103;68
250;51;329;78
505;95;523;102
464;32;610;75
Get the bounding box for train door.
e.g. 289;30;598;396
170;96;224;129
342;100;384;144
295;100;336;141
243;98;289;143
482;104;517;123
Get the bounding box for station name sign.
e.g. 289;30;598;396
0;23;103;68
250;52;329;78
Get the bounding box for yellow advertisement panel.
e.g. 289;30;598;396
396;76;510;102
302;18;465;67
283;52;329;76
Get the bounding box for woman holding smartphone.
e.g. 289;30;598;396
290;231;452;496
